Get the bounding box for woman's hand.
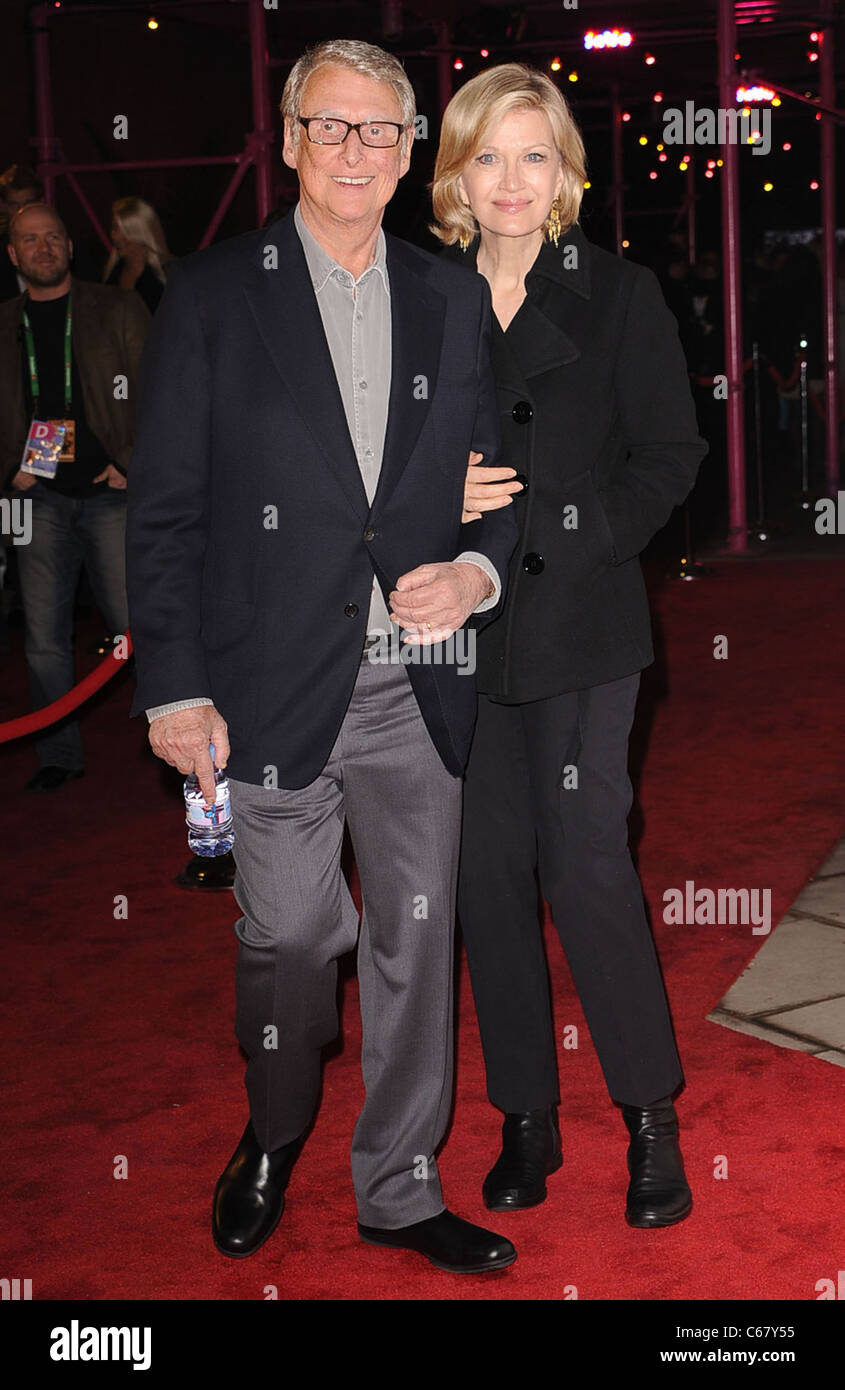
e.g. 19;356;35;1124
462;450;523;522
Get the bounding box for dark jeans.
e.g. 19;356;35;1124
15;481;129;771
458;674;683;1112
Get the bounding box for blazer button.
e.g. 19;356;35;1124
344;603;359;617
522;552;544;575
513;472;529;495
363;526;376;542
511;400;534;424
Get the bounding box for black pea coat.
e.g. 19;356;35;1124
444;224;708;702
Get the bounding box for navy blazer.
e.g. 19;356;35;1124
125;211;518;787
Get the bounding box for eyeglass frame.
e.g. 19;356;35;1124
297;116;407;148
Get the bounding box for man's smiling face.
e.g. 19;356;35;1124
283;62;411;234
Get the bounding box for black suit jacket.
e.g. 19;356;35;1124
126;211;517;787
443;226;708;702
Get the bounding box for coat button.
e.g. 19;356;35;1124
344;603;359;617
513;472;529;495
511;400;533;424
363;527;376;542
522;552;544;575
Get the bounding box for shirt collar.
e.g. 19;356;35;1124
294;201;389;295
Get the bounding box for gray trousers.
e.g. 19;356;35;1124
228;655;462;1228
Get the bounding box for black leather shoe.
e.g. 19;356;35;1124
358;1209;516;1274
177;851;236;891
212;1120;304;1258
622;1096;692;1228
482;1106;562;1211
25;766;84;792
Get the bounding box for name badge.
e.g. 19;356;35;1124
21;418;66;478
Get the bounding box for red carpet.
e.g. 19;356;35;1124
2;555;844;1301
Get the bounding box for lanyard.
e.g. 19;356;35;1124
22;292;72;416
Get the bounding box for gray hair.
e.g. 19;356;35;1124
281;39;416;154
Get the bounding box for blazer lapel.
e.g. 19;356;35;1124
243;212;369;522
372;236;446;514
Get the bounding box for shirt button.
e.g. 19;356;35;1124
359;380;368;390
356;312;363;322
522;552;544;575
512;400;534;424
363;527;376;542
344;602;359;617
364;447;373;457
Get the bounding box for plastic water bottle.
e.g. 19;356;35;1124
184;742;234;856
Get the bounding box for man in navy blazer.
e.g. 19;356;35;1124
126;39;518;1275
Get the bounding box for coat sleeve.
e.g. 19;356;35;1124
125;261;213;714
599;265;708;566
460;275;519;624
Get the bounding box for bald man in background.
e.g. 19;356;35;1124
0;203;150;789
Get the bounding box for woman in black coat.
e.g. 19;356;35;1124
433;64;708;1227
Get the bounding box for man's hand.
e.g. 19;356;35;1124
10;469;37;491
463;449;522;522
389;561;492;645
148;705;230;804
92;463;127;489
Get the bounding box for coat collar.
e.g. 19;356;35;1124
441;223;591;388
444;220;592;300
244;210;445;522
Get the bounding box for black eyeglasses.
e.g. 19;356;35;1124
298;116;405;148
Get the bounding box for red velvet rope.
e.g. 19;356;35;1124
0;631;133;743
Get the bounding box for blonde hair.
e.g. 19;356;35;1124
281;39;416;156
103;197;172;285
431;64;587;247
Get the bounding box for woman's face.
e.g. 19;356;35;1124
457;106;564;243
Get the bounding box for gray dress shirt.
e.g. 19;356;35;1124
146;203;499;722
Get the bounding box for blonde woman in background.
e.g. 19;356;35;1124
104;196;172;314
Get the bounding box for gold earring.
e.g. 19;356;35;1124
545;197;562;248
459;229;472;251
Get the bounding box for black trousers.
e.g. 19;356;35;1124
458;673;683;1112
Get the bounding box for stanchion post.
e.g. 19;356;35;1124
718;0;748;552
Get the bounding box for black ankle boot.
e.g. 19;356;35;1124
212;1120;304;1257
482;1106;562;1211
622;1096;692;1228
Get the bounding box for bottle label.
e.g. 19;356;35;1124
185;781;231;831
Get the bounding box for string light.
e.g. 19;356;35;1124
810;180;820;190
639;135;648;146
550;57;562;72
622;239;630;248
783;142;792;150
147;14;158;27
622;111;631;122
652;92;663;103
649;171;658;180
453;58;463;71
568;72;578;83
644;53;656;65
480;48;489;58
763;182;773;192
